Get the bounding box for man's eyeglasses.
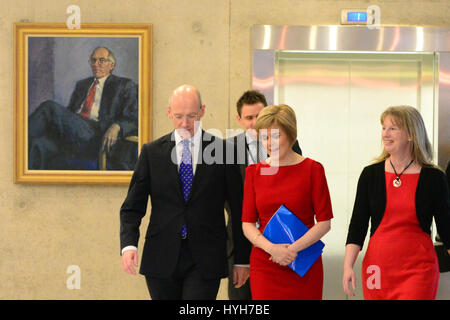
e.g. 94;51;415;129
89;57;111;65
173;113;200;121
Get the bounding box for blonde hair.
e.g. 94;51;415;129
374;105;435;168
255;104;297;147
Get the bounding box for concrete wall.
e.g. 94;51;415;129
1;0;448;299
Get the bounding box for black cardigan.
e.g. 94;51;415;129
346;161;450;249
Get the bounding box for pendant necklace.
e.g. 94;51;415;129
390;159;414;188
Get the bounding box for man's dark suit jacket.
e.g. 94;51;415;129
446;161;450;188
28;73;138;170
120;130;251;279
67;74;138;138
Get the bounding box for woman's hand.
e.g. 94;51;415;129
269;243;297;266
342;244;361;297
342;266;357;297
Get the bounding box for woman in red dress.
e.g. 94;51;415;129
343;105;450;300
242;104;333;300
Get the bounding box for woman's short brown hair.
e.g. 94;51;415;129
255;104;297;147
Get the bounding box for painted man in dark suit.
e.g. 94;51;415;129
120;85;251;299
226;90;302;299
28;46;138;170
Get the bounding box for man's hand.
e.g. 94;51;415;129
121;250;138;275
233;265;250;288
102;123;121;153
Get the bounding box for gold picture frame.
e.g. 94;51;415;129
14;23;152;185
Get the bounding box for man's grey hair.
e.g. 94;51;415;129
91;46;116;67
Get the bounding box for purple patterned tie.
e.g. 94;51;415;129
179;139;193;238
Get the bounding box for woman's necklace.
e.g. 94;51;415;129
390;159;414;187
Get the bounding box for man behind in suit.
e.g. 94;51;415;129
120;85;251;300
226;90;302;299
28;46;138;170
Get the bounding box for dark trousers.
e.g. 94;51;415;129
226;221;251;300
145;240;221;300
28;100;101;170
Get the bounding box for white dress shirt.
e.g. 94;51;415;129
173;127;202;174
245;131;267;165
76;75;109;121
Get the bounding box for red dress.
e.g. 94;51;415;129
362;172;439;300
242;158;333;300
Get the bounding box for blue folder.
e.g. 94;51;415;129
262;205;325;277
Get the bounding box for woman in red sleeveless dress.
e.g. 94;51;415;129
343;106;450;300
242;104;333;300
361;171;439;299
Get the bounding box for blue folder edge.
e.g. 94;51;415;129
262;205;325;277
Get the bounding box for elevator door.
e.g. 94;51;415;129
274;51;437;299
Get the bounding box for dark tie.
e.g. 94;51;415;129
179;139;193;238
255;140;260;163
79;79;99;119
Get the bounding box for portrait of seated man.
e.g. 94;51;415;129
28;46;138;171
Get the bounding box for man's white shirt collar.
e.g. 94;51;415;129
95;74;109;88
174;125;202;174
245;130;257;145
245;130;267;164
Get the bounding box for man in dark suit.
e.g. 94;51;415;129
446;160;450;187
120;85;251;300
226;90;302;299
28;46;138;170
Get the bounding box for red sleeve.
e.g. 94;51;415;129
242;164;258;223
311;161;334;222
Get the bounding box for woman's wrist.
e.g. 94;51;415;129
261;242;274;255
252;232;262;245
287;244;298;254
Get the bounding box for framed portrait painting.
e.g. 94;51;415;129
14;23;152;185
